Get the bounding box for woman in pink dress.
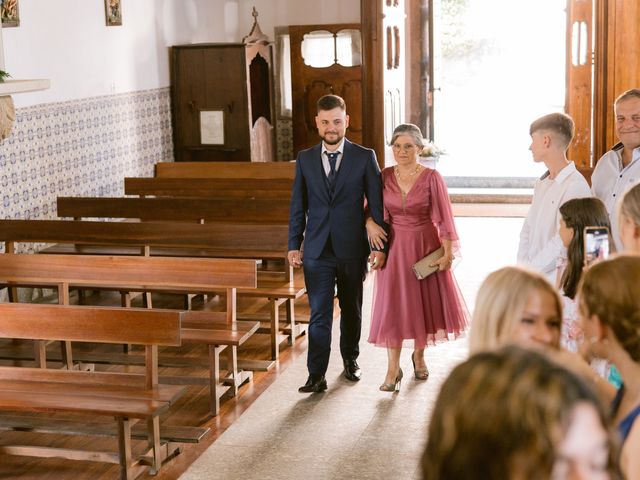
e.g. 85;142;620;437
367;123;468;392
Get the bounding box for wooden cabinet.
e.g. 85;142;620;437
170;43;275;162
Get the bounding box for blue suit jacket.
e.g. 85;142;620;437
288;139;387;260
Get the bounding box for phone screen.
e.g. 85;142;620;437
584;226;610;265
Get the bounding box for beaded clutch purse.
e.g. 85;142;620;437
411;246;445;280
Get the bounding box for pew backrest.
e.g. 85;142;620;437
154;161;295;179
57;197;290;224
0;219;289;260
124;177;292;199
0;253;257;292
0;302;182;347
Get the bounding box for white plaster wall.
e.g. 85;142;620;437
3;0;240;108
238;0;360;40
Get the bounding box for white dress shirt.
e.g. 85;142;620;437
591;143;640;251
321;138;345;176
518;162;591;281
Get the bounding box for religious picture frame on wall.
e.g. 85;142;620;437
1;0;20;28
104;0;122;27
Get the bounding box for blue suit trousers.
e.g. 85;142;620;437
303;255;367;376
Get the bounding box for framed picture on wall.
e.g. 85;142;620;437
105;0;122;27
199;110;225;145
1;0;20;28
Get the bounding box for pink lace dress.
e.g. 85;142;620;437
368;167;468;348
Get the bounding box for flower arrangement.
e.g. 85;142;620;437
419;141;446;159
0;70;11;83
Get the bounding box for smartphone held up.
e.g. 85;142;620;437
584;226;610;266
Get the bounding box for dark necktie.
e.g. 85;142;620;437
326;151;339;188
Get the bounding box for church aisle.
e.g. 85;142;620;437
180;217;523;480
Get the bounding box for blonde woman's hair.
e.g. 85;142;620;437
469;266;562;353
579;254;640;362
620;183;640;229
422;345;620;480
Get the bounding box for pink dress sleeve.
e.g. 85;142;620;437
382;169;392;223
428;169;460;251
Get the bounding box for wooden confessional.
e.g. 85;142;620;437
170;9;275;162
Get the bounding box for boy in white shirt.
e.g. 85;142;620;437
517;113;591;281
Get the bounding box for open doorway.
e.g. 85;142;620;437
432;0;567;182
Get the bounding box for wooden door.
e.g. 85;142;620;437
382;0;407;163
360;0;409;167
289;24;363;154
566;0;640;178
361;1;385;165
405;0;433;139
594;0;640;160
565;0;593;178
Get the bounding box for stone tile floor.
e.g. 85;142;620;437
181;217;524;480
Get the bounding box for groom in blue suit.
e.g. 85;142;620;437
288;94;388;393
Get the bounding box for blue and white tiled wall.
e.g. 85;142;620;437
0;87;173;222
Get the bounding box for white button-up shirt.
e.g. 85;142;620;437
518;162;591;281
591;143;640;250
321;138;345;176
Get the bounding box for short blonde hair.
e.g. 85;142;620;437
469;266;562;353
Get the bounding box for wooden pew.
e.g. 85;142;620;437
124;177;293;199
154;161;296;179
0;303;186;479
56;196;305;358
149;161;310;351
57;196;290;224
0;219;289;261
0;219;302;360
0;253;259;415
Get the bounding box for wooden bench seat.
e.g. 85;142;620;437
0;303;187;480
0;414;208;444
237;275;307;358
0;253;260;415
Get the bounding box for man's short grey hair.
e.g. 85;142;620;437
390;123;425;148
615;88;640;106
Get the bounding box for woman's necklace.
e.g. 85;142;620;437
394;164;420;180
394;164;421;212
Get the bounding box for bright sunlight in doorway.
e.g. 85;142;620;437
433;0;567;180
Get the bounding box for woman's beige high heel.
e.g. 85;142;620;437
379;368;403;392
412;352;429;380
